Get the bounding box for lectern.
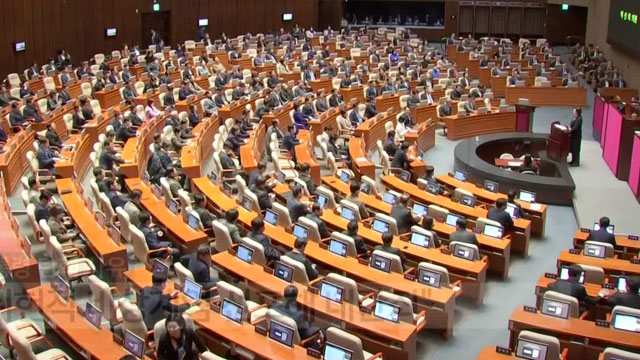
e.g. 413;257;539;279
546;122;571;162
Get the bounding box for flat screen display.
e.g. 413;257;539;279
269;320;295;347
516;339;548;360
106;28;117;37
319;281;344;303
371;219;390;234
14;42;26;52
282;13;293;21
236;244;253;264
221;299;244;324
328;238;348;257
199;18;209;27
183;278;202;300
373;300;400;323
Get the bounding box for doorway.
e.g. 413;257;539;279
141;11;171;48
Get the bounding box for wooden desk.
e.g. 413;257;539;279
534;274;615;309
293;130;321;185
181;116;219;179
212;251;420;360
598;88;637;104
573;230;640;259
476;347;518;359
27;285;151;360
355;112;396;154
505;86;588;107
94;86;122;110
435;174;547;237
310;78;332;94
383;175;531;257
124;178;208;253
0;198;40;289
57;178;129;291
508;307;640;360
120;115;167;178
342;86;365;105
375;94;401;114
556;250;640;276
349;138;376;180
443;110;517;141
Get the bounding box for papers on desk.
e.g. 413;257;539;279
529;203;542;211
508;161;521;167
356;157;368;163
554;124;568;131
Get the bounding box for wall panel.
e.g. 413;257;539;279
490;7;507;36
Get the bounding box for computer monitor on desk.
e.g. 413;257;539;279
220;299;244;324
484;180;498;192
168;198;179;215
317;194;328;209
84;302;103;329
340;206;356;221
593;222;615;234
328;238;348;257
453;244;475;261
52;275;70;301
324;343;354;360
274;261;294;282
454;169;467;182
483;224;504;239
515;338;548;360
506;203;520;219
373;300;400;323
410;231;431;248
292;223;309;241
183;278;202;301
382;191;398;205
612;312;640;333
583;243;606;259
319;281;344;304
264;209;278;226
187;213;200;231
445;213;464;227
370;253;391;273
371;218;390;234
152;259;169;278
459;194;476;207
236;244;254;264
541;298;570;319
123;330;145;359
519;190;536;203
559;266;584;284
268;320;295;347
417;268;441;288
412;202;428;217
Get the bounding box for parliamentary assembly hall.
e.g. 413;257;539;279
0;0;639;359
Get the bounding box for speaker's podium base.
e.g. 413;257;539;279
547;122;571;162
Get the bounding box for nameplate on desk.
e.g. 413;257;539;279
628;235;639;240
544;272;557;279
435;218;444;223
254;324;268;335
472;228;482;234
496;346;512;355
307;348;322;359
580;228;591;233
60;189;72;195
440;248;452;255
263;266;274;275
523;305;537;313
307;286;319;295
602;283;616;290
631;259;640;265
211;303;220;313
319;242;329;250
595;320;610;328
359;305;372;314
357;258;369;265
569;249;581;255
404;274;416;281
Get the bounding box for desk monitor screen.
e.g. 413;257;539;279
340;206;356;221
426;181;441;195
484;180;498;193
320;281;344;304
483;224;504;239
519;190;536;203
360;183;371;195
417;268;442;288
183;278;202;301
187;213;200;231
453;244;475;261
106;28;117;37
373;300;400;323
445;213;464;227
559;266;584;284
274;261;294;282
396;170;411;183
382;191;397;205
324;342;354;360
328;238;348;257
454;169;467;182
317;194;328;209
506;203;520;219
264;209;278;226
221;298;244;324
412;202;428;216
151;184;162;198
410;231;431;248
241;195;253;211
269;320;295;347
459;194;476;207
123;329;145;359
168;198;179;215
84;302;103;329
277;171;286;184
613;313;640;333
515;339;548;360
593;223;615;234
370;253;391;273
292;224;309;241
339;171;351;183
541;298;570;319
236;244;254;264
152;259;169;278
584;243;606;259
371;219;390;234
52;274;70;301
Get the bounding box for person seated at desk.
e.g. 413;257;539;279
391;194;422;234
546;264;599;311
165;166;183;199
116;117;137;142
375;232;408;271
380;80;395;94
561;73;575;87
19;82;35;99
557;63;570;78
293;106;310;131
200;91;217;117
315;91;329;113
421;216;441;247
249;216;281;262
347;181;369;219
23;97;43;123
218;141;238;176
37;138;60;174
190;194;215;229
298;163;316;196
518;154;538;174
328;88;343;108
364;98;378;119
383;130;398;157
301;95;318;119
122;189;143;227
507;190;525;217
0;85;19;107
397;107;416;134
45;123;62;149
605;277;640;309
187;244;218;293
156;312;208;360
285;238;319;281
450;217;478;246
248;162;270;188
232;82;247;101
587;216;616;246
139;274;191;331
105;178;127;210
139;211;181;261
46;91;59;112
145;99;162;122
501;55;512;68
450;85;463;100
282;125;300;161
391;141;411;171
488;198;514;232
250;175;274;210
464;94;479;114
287;185;309;223
305;203;331;239
220;208;242;243
25;177;41;205
407;89;421;108
343;220;368;256
479;55;490;68
366;80;379;100
48;204;85;247
100;141;125;174
348;103;363;126
271;285;323;349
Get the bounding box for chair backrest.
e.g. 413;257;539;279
266;309;301;344
324;273;361;306
38;219;55;257
453;187;474;201
299;216;321;242
370;249;403;274
326;327;367;360
280;255;310;285
26;204;41;242
380;151;391;175
240;237;267;266
517;331;561;360
426;205;449;222
339;200;362;222
315;186;337;210
542;291;580;319
98;192;116;226
330;232;358;258
360;176;379;197
272;202;293;228
450;241;480;260
376;291;415;324
374;213;399;235
235;175;247;202
88;275;119;323
118;298;148;340
49;236;69;275
159;177;173;205
578;264;606;284
174;262;194;290
212;220;234;253
584;240;615;258
499;153;514;159
417;262;453;288
115;207;132;243
602;347;640;360
129;224;151;264
9;331;39;360
384;121;393;134
474;217;502;232
177;190;191;222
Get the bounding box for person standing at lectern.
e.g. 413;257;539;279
569;108;583;166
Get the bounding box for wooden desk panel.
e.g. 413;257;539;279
294;130;321;185
349;138;376;180
355;112;396;154
534;274;615;309
310;78;332;94
375;94;401;114
27;285;151;360
342;86;365;105
94;87;122;110
505;87;588;107
476;347;517;359
556;250;640;276
443;111;517;141
0;205;40;289
598;88;637;103
181;117;219;179
573;230;640;259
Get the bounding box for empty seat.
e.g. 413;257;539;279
370;249;403;274
542;291;580;319
516;331;563;360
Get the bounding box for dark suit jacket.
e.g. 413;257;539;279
249;231;281;261
329;95;342;107
271;301;319;339
188;257;217;289
107;190;126;210
607;292;640;310
305;213;331;239
250;185;272;210
285;250;318;280
34;202;50;223
450;230;479;247
488;207;514;231
391;149;409;170
138;286;189;330
390;206;417;234
587;228;616;246
546;279;591;304
374;244;408;270
218;151;235;170
287;198;308;222
37;147;56;170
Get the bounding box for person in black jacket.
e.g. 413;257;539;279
587;217;616;246
282;125;300;162
390;194;421;234
305;203;331;239
546;264;599;311
116;117;137;142
449;217;478;246
192;194;215;229
391;141;410;170
285;238;318;281
569;108;583;166
249;175;273;210
138;273;190;330
488;198;514;232
421;216;441;248
286;185;309;222
606;276;640;309
271;285;323;349
374;232;408;271
248;217;281;262
342;220;368;256
187;244;217;293
156;312;208;360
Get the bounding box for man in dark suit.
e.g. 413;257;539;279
249;217;281;262
488;198;514;231
364;99;377;119
391;141;410;170
187;244;217;293
342;220;368;255
606;277;640;309
348;106;362;126
569;108;583;166
80;98;94;120
271;285;322;345
250;175;273;210
374;232;408;270
214;71;228;88
116;117;137;142
37;139;58;172
139;211;180;260
218;142;237;173
23;98;43;123
213;88;227;107
282;125;300;161
390;194;421;234
587;217;616;246
192;194;215;229
546;264;599;310
178;82;192;101
287;185;309;223
99;142;125;173
285;238;319;281
105;178;126;210
328;89;343;107
138;273;189;330
366;80;378;100
34;191;53;223
58;84;72;104
305;203;331;239
449;218;478;246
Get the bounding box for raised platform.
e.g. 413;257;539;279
453;132;575;205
